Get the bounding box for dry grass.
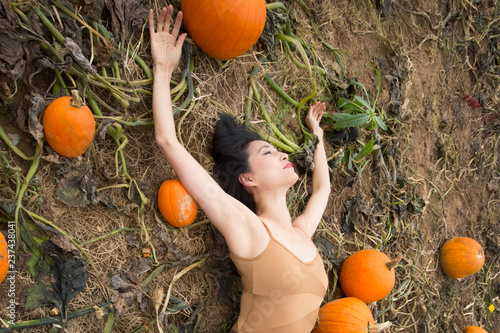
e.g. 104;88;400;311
0;0;499;332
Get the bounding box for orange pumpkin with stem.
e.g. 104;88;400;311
0;231;9;285
181;0;267;60
158;179;198;228
312;297;391;333
43;90;95;157
439;237;485;279
463;326;488;333
339;249;401;303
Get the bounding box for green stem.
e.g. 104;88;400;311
107;126;130;180
11;5;30;26
266;2;287;11
276;33;317;135
250;74;301;152
84;85;103;116
81;227;140;246
251;126;296;153
0;303;111;332
177;100;197;147
101;68;130;108
0;123;37;160
174;43;194;113
22;208;99;274
68;69;141;104
54;69;70;96
94;116;153;127
172;80;187;103
95;21;153;80
33;6;66;45
51;0;110;50
97;77;153;87
103;309;115;333
143;254;209;288
127;47;153;80
14;144;40;250
85;84;120;114
171;77;186;95
264;74;302;108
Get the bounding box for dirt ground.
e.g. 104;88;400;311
0;0;499;332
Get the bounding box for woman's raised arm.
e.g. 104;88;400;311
293;102;331;237
149;7;256;240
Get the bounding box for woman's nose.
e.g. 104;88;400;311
281;153;288;161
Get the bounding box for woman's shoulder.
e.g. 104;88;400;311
223;213;271;258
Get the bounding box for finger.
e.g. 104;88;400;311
171;11;183;38
176;32;187;48
148;9;155;35
157;7;167;33
163;5;174;32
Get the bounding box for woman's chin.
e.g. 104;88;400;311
289;172;299;185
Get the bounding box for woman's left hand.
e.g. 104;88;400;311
305;102;326;139
149;6;187;73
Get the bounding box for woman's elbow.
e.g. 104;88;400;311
155;135;177;156
314;184;331;197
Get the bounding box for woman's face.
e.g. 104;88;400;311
243;140;298;189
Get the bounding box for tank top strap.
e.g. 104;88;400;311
259;219;274;239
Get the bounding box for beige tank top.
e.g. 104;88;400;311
230;221;328;332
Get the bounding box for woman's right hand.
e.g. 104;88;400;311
149;6;187;73
305;101;326;139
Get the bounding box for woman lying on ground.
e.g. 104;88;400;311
149;6;331;333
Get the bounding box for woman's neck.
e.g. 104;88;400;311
254;191;293;228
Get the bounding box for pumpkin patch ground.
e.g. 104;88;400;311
0;0;498;332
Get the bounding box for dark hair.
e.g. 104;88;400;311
211;113;263;212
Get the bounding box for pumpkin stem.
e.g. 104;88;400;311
70;89;83;108
368;321;391;332
385;257;402;271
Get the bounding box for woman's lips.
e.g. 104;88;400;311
284;162;293;169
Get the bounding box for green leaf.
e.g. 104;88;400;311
375;115;387;130
18;212;50;276
325;112;357;122
353;159;368;177
332;114;370;129
355;137;375;160
24;282;49;310
351;80;370;100
353;95;372;110
334;151;345;167
337;98;364;113
372;67;382;105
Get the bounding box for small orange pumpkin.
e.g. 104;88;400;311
463;326;488;333
0;231;9;285
339;249;401;303
312;297;391;333
158;179;198;227
181;0;267;60
43;90;95;157
439;237;485;278
142;247;151;258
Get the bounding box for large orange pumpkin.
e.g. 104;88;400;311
339;249;401;303
0;231;9;285
181;0;267;60
312;297;391;333
463;326;488;333
439;237;485;279
43;90;95;157
158;179;198;227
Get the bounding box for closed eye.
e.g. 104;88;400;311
259;144;278;155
